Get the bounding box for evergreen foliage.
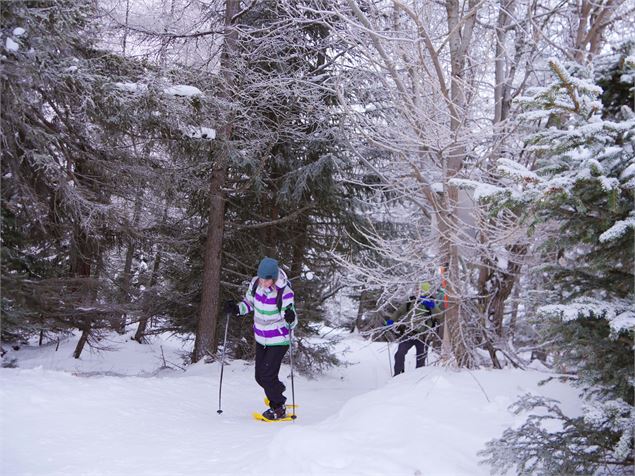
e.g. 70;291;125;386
0;1;368;372
149;1;366;371
1;0;220;357
480;47;634;474
2;0;135;349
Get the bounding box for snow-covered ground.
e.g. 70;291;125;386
1;330;582;475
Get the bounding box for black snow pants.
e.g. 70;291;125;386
393;338;427;375
255;342;288;408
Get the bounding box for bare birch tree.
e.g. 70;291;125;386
319;0;630;367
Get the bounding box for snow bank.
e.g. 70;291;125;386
259;367;580;475
3;331;188;375
1;332;583;476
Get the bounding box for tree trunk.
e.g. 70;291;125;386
508;282;521;337
134;201;167;343
70;226;94;359
122;0;130;56
573;0;616;63
483;339;502;369
134;246;162;343
192;0;240;363
494;0;516;125
192;151;230;362
73;319;91;359
353;289;377;333
117;194;142;334
73;330;88;360
440;235;472;367
439;0;479;368
493;245;527;335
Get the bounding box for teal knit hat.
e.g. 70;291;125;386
257;257;279;280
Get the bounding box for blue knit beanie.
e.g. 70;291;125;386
257;257;279;280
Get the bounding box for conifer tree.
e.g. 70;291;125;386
124;1;364;373
480;47;634;475
2;0;132;354
1;0;213;357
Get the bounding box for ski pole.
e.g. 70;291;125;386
386;341;393;377
288;326;297;420
217;311;231;415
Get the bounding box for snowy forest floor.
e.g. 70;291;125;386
1;328;583;476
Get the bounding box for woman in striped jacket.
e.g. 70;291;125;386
224;257;297;420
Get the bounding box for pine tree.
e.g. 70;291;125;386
1;0;212;357
1;0;129;354
126;1;363;373
225;1;363;373
480;47;634;475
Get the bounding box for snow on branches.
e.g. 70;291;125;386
539;298;635;337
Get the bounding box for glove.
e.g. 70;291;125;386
223;300;239;316
420;299;436;310
385;319;395;326
284;308;296;324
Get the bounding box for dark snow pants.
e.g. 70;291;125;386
255;342;288;408
393;338;427;375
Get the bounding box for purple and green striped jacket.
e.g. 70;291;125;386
237;271;297;346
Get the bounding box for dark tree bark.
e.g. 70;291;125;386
352;289;378;333
73;318;91;359
117;194;142;334
193;146;231;362
192;0;240;363
134;246;162;343
71;226;94;359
